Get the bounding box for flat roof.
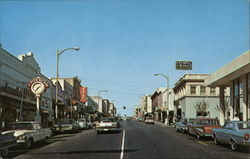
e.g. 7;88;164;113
205;50;250;86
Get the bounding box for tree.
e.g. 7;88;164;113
216;99;230;123
194;99;209;117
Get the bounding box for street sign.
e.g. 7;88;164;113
176;61;192;70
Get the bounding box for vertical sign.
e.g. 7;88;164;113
80;86;88;103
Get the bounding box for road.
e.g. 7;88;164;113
7;120;250;159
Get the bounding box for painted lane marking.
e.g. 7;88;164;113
120;129;126;159
197;141;208;146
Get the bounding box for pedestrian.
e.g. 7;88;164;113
173;115;176;124
168;117;172;126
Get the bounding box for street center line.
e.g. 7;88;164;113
120;129;125;159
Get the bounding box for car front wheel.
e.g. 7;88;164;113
25;138;34;149
0;148;8;156
230;140;237;151
196;133;201;139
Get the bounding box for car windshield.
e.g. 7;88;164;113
237;122;250;129
101;118;115;122
60;120;75;124
78;119;86;122
7;123;34;130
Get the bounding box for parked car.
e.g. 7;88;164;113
145;117;154;124
86;120;93;129
3;121;52;148
137;117;145;122
212;121;250;151
55;119;80;133
175;118;196;133
187;118;221;139
0;131;17;156
77;119;88;130
96;117;120;134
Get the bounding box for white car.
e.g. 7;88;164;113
77;119;88;130
4;121;52;148
145;117;154;124
96;117;120;134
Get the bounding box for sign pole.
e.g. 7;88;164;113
35;95;41;122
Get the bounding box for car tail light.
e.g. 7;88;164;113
244;133;249;141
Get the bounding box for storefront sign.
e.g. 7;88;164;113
176;61;192;70
80;86;88;103
28;77;49;96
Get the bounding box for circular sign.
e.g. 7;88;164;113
29;77;49;96
31;81;46;95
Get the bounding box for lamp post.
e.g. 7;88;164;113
55;47;79;120
154;73;169;123
97;90;108;114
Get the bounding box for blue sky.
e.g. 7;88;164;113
0;0;249;116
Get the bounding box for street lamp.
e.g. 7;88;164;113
55;47;79;120
154;73;170;123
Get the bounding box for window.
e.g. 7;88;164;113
190;86;196;95
200;86;206;95
233;78;243;120
210;87;216;95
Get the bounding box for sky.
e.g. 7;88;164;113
0;0;249;116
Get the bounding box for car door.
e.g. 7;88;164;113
189;120;197;135
223;122;234;144
215;123;227;143
36;124;44;141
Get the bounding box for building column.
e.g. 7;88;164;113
219;86;225;125
243;74;247;121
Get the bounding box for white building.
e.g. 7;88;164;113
206;50;250;124
139;95;152;117
173;74;228;124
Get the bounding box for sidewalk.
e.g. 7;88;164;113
154;121;175;127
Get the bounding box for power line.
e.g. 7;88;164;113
87;87;145;96
82;78;160;88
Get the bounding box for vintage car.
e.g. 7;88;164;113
0;131;17;156
145;117;155;124
77;118;88;130
212;121;250;151
137;117;145;122
175;118;196;133
96;117;120;134
86;120;93;129
187;118;221;139
55;119;80;133
4;121;52;148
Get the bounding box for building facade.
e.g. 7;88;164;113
206;50;250;124
0;47;52;128
173;74;227;123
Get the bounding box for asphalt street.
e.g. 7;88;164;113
7;120;250;159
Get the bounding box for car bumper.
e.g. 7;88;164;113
96;127;119;132
200;133;213;137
